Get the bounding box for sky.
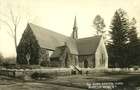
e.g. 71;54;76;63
0;0;140;57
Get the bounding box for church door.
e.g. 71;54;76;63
84;60;88;68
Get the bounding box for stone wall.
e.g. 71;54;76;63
0;68;72;80
50;46;78;68
39;48;49;64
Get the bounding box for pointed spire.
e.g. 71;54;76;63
71;16;78;39
74;16;77;27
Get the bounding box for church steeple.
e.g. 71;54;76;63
71;16;78;39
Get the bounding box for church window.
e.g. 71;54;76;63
48;51;53;57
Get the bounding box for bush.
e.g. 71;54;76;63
71;70;76;75
40;60;49;67
15;65;41;69
0;54;3;65
2;57;16;67
133;66;139;71
31;72;54;80
2;62;15;69
31;72;40;79
2;57;16;69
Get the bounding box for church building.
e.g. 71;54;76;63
17;17;108;69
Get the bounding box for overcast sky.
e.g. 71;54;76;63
0;0;140;57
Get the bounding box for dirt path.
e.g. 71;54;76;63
0;73;140;90
0;82;88;90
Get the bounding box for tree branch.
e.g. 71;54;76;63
10;9;16;25
0;18;14;37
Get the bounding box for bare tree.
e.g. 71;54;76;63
0;9;20;52
93;15;106;35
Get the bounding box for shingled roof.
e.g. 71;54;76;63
28;23;78;54
76;36;102;55
26;23;102;55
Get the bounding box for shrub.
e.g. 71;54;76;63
133;66;139;71
0;54;3;65
71;70;76;75
31;72;40;79
40;60;49;67
31;72;54;80
2;57;16;68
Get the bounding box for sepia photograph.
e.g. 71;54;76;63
0;0;140;90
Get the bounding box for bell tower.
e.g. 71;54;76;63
71;16;78;39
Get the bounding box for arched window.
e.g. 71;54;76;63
100;53;105;66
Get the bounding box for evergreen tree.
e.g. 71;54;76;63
127;18;140;66
128;18;138;43
109;8;129;67
17;25;40;65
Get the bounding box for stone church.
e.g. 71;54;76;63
17;17;108;69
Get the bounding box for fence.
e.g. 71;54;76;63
0;68;72;79
0;68;140;79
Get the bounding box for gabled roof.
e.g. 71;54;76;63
76;36;102;55
24;23;102;55
50;46;66;58
28;23;78;54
